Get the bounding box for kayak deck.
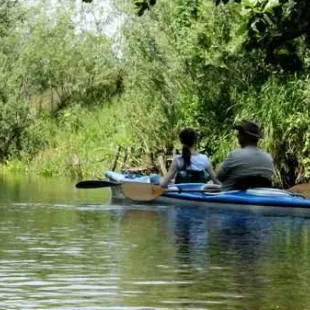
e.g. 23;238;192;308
105;171;310;212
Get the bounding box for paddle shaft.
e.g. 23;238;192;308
75;180;121;189
120;183;221;201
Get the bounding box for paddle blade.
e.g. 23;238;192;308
289;183;310;198
75;180;120;189
121;183;165;201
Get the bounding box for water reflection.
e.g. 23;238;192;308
169;206;209;270
0;172;110;204
161;206;310;309
1;174;310;309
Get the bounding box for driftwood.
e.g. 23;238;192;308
145;151;154;167
111;145;176;176
110;146;122;171
121;166;159;175
71;152;83;180
122;147;131;169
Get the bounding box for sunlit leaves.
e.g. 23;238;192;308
264;0;279;12
213;0;310;71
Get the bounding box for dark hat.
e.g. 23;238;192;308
233;120;263;138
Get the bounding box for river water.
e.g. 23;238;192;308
1;174;310;309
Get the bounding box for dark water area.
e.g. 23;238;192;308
1;174;310;309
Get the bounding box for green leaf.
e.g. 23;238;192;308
263;0;280;12
243;0;259;8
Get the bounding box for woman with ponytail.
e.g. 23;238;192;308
160;128;220;187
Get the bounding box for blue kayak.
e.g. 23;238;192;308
105;171;310;214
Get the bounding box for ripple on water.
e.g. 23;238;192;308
1;195;310;309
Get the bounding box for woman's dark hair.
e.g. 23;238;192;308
179;128;198;169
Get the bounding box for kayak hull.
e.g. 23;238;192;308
105;171;310;215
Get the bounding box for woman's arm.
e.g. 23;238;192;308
207;165;221;184
160;158;178;187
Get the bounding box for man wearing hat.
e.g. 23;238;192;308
216;120;275;191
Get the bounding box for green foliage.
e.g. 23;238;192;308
113;0;310;185
133;0;310;71
0;98;32;162
24;103;128;177
0;2;33;162
0;0;123;167
0;0;20;37
215;0;310;71
117;0;254;158
2;0;310;187
20;9;121;111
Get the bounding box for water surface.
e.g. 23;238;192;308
1;174;310;309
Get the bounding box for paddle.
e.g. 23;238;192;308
76;178;310;199
121;183;221;201
288;183;310;198
121;182;309;202
75;179;121;189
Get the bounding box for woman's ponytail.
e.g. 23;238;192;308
182;145;191;169
179;128;198;170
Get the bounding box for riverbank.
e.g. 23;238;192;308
1;0;310;187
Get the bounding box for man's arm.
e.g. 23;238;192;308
216;154;235;182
